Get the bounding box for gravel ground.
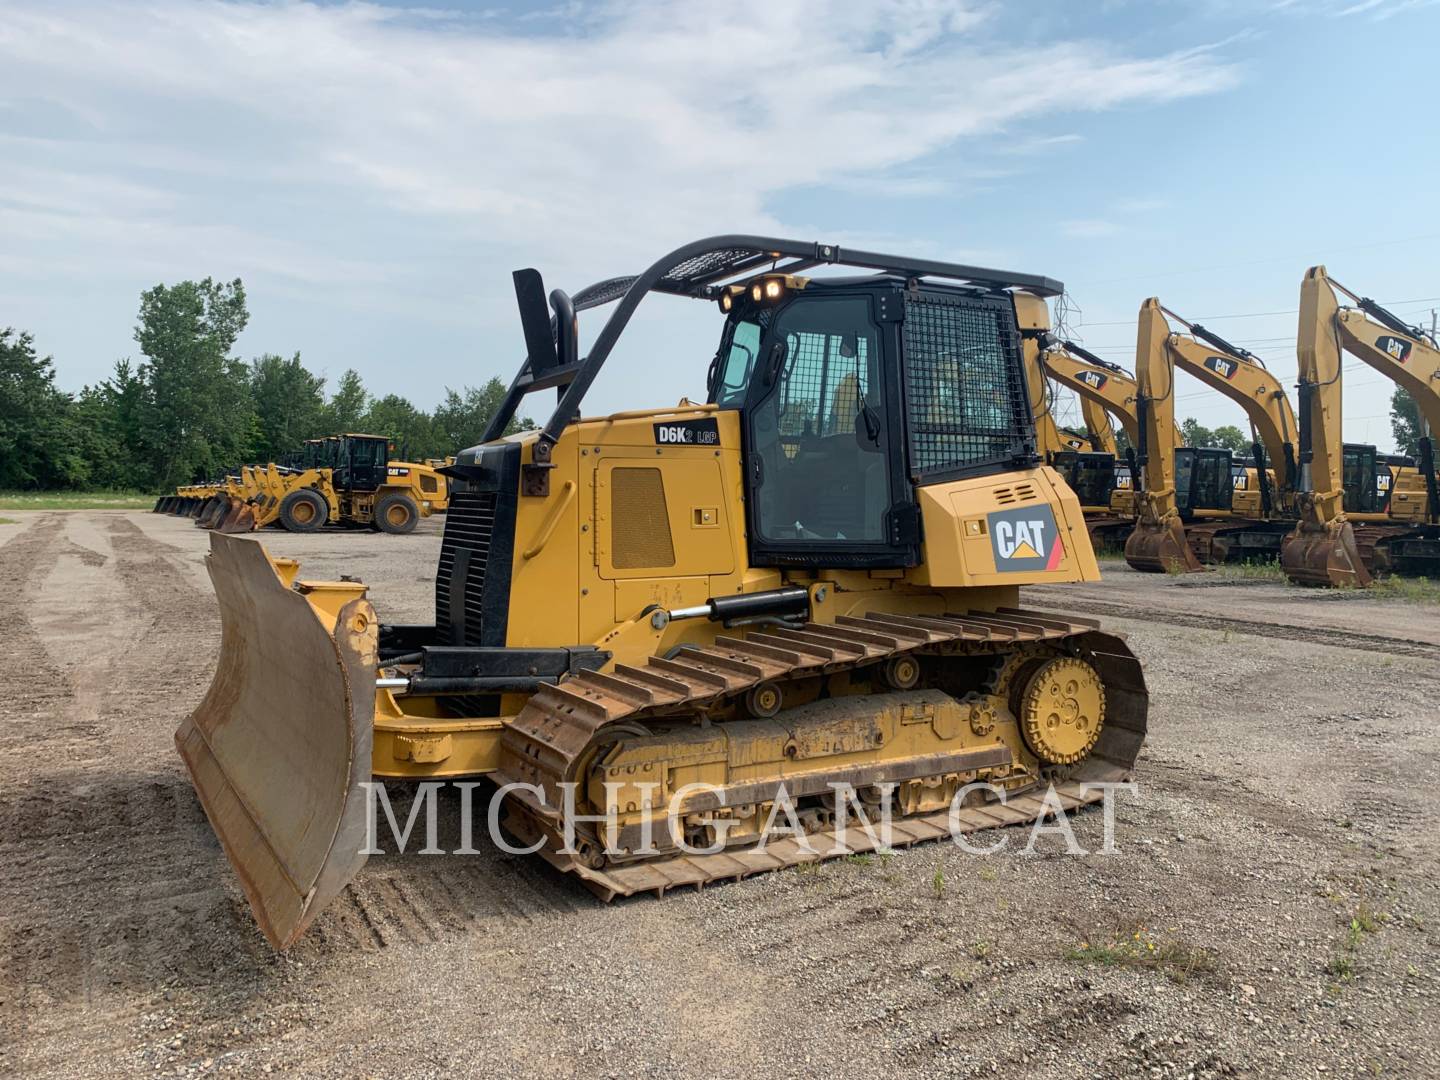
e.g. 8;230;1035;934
2;511;1438;1079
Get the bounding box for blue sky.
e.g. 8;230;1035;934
2;0;1436;449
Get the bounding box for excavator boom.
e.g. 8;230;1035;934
1161;308;1300;511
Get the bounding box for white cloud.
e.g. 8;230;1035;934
0;0;1241;400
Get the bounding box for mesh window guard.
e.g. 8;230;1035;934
902;294;1028;474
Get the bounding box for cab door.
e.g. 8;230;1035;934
742;293;911;567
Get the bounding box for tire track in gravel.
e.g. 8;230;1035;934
1025;596;1440;661
5;517;599;1078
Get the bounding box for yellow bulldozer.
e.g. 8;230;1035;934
178;236;1149;949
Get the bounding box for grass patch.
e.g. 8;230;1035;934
0;517;16;525
1368;576;1440;604
0;490;158;510
1213;560;1288;582
1063;919;1217;984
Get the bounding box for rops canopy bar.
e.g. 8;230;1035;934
480;234;1065;452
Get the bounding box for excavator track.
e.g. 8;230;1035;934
494;607;1147;900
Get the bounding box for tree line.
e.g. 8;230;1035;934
1;277;1427;492
1;277;527;492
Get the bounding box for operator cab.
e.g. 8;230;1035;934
1174;447;1234;518
706;273;1036;567
1049;450;1119;510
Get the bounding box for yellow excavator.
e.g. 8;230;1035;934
177;236;1149;948
1137;303;1296;565
1124;298;1206;571
1281;267;1438;584
1039;339;1168;545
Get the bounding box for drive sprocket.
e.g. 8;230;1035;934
1016;656;1105;765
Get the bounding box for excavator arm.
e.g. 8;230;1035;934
1279;265;1371;586
1124;299;1203;572
1159;308;1299;512
1080;397;1119;456
1040;339;1183;452
1040;342;1140;447
1020;322;1081;456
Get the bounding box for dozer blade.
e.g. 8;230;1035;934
1123;516;1204;574
1280;520;1372;588
176;532;377;949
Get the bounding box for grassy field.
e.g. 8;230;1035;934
0;491;157;511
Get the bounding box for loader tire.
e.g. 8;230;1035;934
375;492;419;535
279;488;327;533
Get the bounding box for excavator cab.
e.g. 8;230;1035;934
1342;444;1383;516
1049;450;1121;512
1174;447;1234;519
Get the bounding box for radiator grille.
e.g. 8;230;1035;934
611;468;675;569
435;490;497;646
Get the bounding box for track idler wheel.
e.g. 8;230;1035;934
1124;515;1204;574
1280;520;1372;588
1016;656;1105;766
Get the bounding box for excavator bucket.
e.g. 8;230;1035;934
1123;515;1205;573
1280;520;1373;587
175;533;377;949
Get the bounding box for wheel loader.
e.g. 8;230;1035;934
201;435;449;534
178;236;1148;949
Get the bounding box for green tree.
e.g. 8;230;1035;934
431;377;532;452
134;277;254;488
1180;418;1251;454
362;394;439;460
0;328;86;489
71;360;152;489
326;368;369;432
249;352;327;462
1390;387;1423;457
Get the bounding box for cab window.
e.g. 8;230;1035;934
713;319;761;407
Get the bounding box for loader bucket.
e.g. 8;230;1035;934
188;498;205;518
175;532;377;949
197;496;224;528
216;497;259;534
1280;520;1372;588
1123;516;1204;574
152;497;165;513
